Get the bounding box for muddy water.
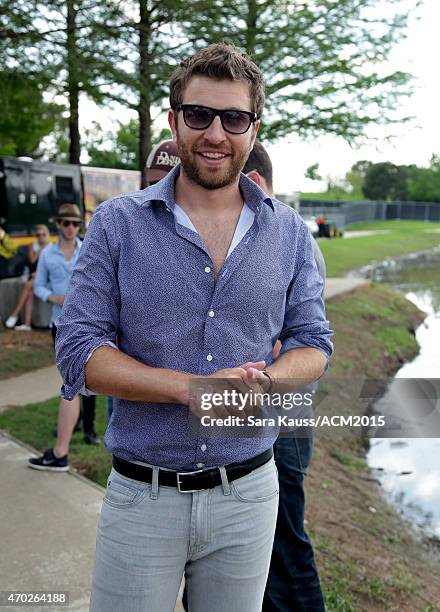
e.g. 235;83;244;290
366;251;440;538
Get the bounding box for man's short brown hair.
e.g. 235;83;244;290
170;43;265;118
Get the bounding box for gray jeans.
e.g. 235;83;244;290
90;458;279;612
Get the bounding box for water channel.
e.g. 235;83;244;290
366;250;440;538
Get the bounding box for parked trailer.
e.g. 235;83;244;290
0;157;141;245
0;157;141;279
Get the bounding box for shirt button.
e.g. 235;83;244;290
208;310;215;318
200;444;207;452
206;354;213;362
204;266;211;273
196;463;205;469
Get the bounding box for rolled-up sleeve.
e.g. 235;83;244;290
34;249;52;302
55;204;120;399
279;222;333;365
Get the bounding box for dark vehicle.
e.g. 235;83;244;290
0;157;82;243
0;157;141;279
0;157;141;246
316;215;344;238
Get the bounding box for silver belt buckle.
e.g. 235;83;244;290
176;468;205;493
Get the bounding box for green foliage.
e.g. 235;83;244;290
345;160;372;200
86;119;140;170
305;163;322;181
362;162;412;200
0;71;62;157
183;0;416;142
407;154;440;202
331;449;366;470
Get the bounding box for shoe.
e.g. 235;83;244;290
84;432;100;446
15;324;32;331
5;315;18;328
28;449;69;472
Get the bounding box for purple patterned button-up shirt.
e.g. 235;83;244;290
55;165;333;470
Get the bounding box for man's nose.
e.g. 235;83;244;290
204;115;226;143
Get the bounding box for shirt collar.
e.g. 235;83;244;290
140;163;276;214
55;237;82;252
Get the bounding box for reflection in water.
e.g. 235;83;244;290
367;252;440;538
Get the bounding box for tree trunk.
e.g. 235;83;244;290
67;0;81;165
138;0;152;189
245;0;257;57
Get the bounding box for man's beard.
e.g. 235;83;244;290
176;137;249;190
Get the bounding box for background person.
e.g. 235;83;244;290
28;204;83;471
243;141;327;612
4;225;50;331
0;226;17;260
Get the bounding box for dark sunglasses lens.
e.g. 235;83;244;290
61;220;80;228
184;106;214;129
222;110;252;133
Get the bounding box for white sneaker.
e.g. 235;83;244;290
15;324;32;331
4;315;18;328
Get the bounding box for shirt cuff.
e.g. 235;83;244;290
279;339;331;376
77;341;118;396
35;287;51;302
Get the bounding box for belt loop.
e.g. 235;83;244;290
219;466;231;496
150;466;159;500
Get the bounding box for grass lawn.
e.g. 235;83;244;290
0;329;54;380
0;396;111;487
321;220;440;276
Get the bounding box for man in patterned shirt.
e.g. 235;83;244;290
56;44;332;611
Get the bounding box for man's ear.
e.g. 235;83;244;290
168;110;177;141
246;170;263;188
250;120;260;148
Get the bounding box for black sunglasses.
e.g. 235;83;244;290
60;220;81;228
175;104;258;134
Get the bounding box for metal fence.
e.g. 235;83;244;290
298;200;440;226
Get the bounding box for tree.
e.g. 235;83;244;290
0;71;61;157
102;0;194;187
407;155;440;203
345;160;373;198
183;0;417;142
1;0;127;164
363;162;411;201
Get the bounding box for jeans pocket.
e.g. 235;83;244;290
103;470;148;509
231;459;279;503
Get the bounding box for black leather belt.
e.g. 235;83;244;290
112;448;273;493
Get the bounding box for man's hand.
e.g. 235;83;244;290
48;294;64;306
240;361;271;393
190;361;267;420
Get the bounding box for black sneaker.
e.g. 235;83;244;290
28;449;69;472
84;432;100;446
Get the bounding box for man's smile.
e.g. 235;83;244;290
196;150;231;166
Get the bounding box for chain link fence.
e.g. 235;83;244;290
298;200;440;226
